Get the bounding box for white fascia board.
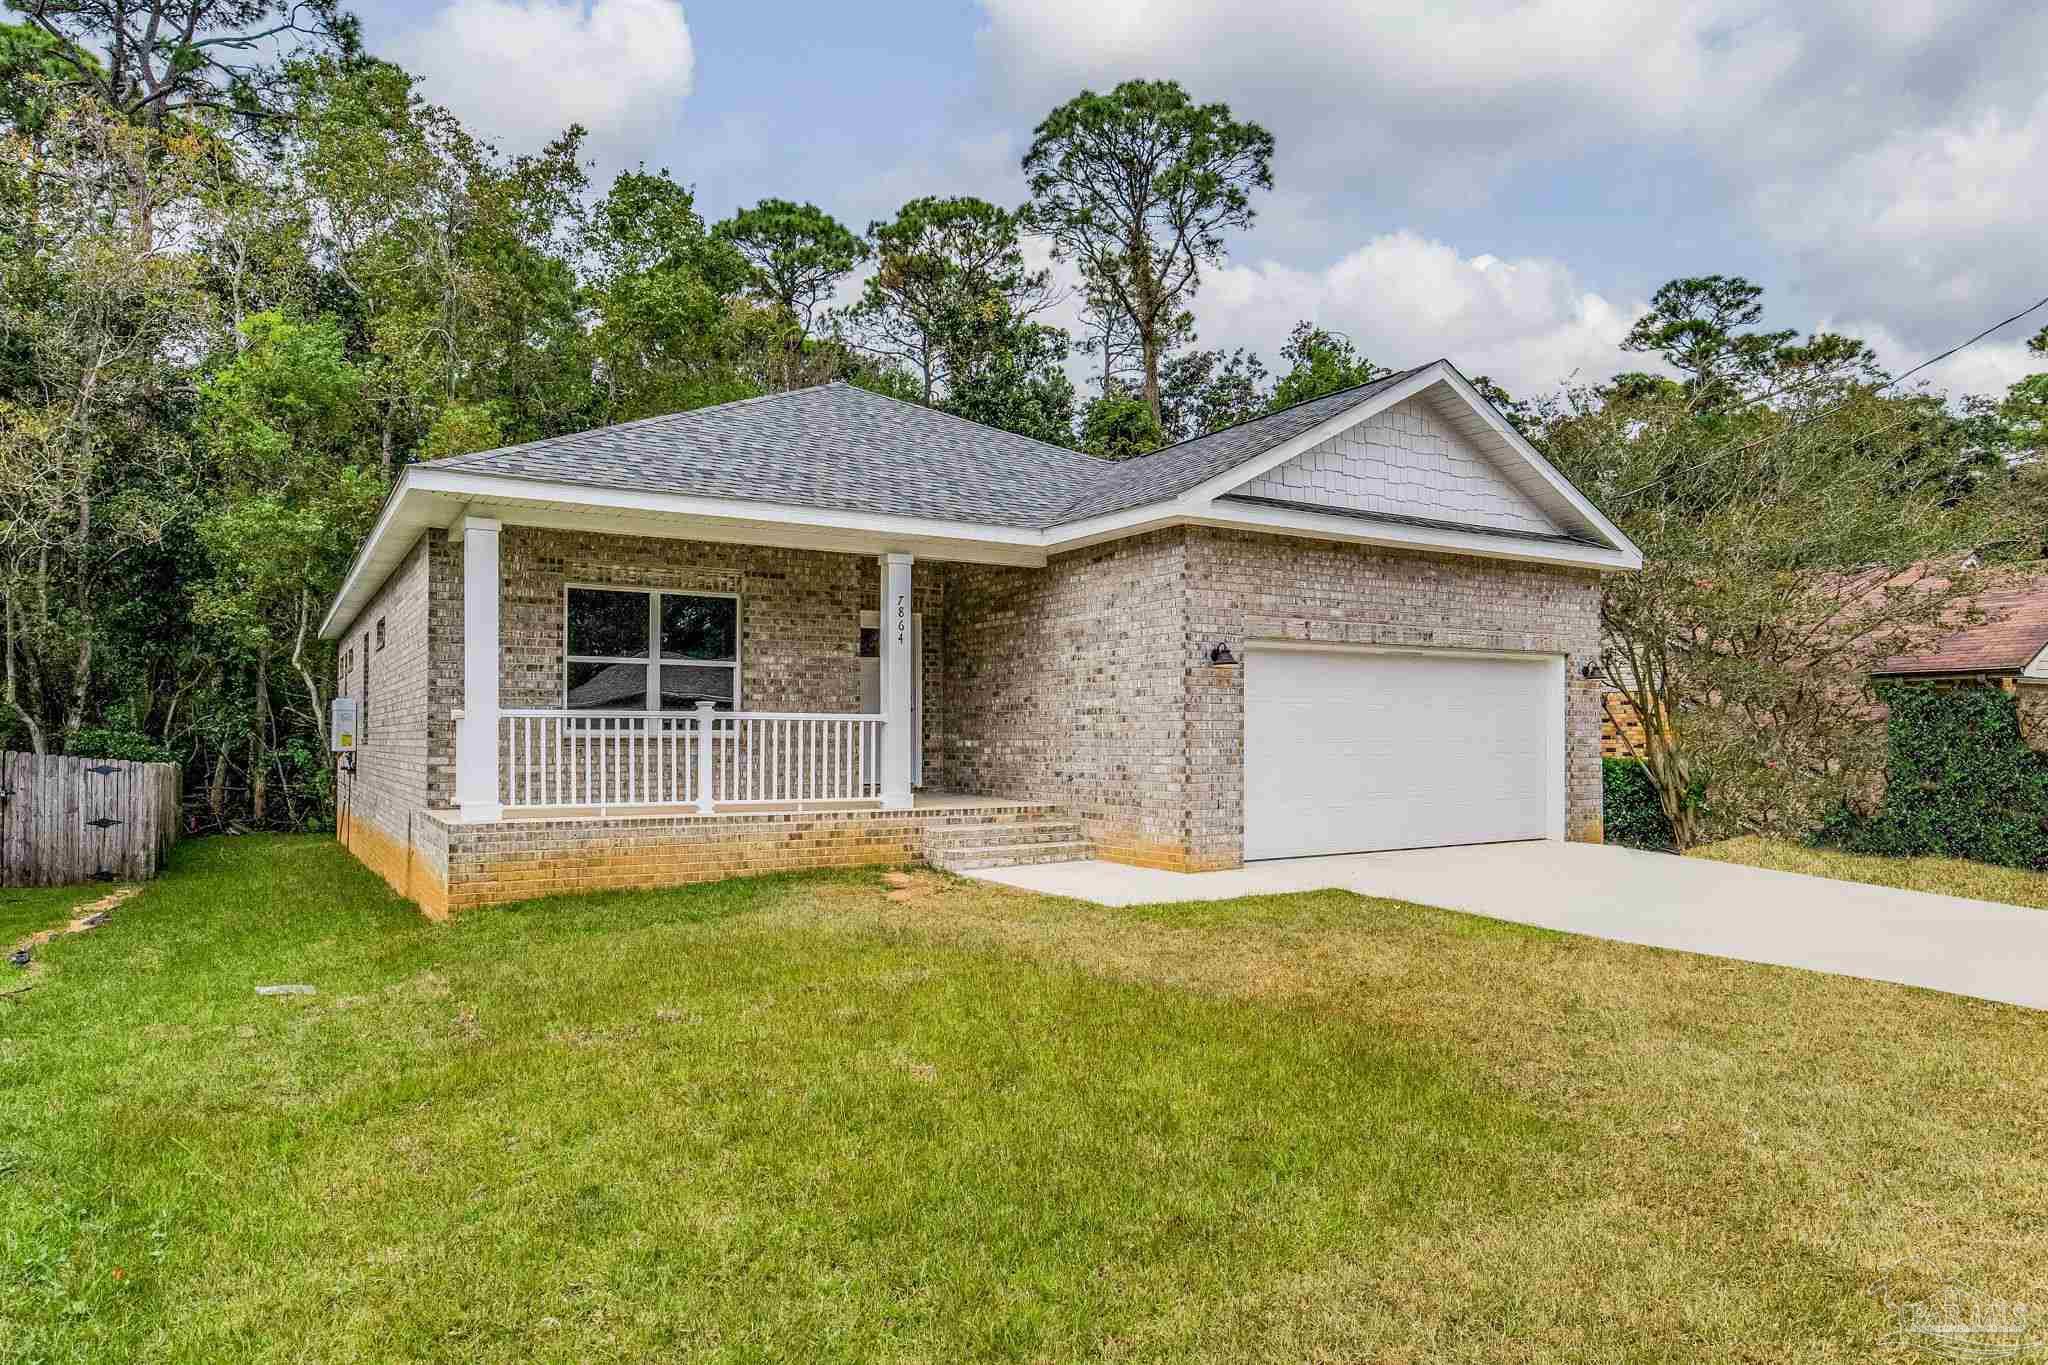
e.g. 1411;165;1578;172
1045;499;1631;570
1430;364;1643;568
319;469;439;639
319;467;1052;639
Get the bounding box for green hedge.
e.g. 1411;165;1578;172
1819;682;2048;870
1603;757;1674;851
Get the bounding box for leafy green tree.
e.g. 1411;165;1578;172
0;19;95;132
714;198;866;387
1621;274;1881;412
1542;281;2017;848
1080;389;1164;460
194;311;381;816
10;0;357;132
1469;375;1532;434
1268;322;1385;410
1160;345;1268;441
935;299;1076;447
1023;79;1273;428
849;195;1051;404
583;167;756;421
0;92;209;752
291;58;592;469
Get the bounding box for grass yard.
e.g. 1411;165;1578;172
0;884;121;949
4;838;2047;1362
1694;835;2048;910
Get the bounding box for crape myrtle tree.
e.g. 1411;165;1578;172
1023;79;1273;430
1539;276;2016;849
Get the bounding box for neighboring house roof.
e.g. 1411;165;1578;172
321;359;1642;639
1873;571;2048;678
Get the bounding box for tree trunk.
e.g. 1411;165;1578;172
2;591;46;755
290;589;328;751
251;649;270;826
208;749;228;827
1141;341;1162;430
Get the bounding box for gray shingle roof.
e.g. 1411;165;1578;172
434;369;1427;532
434;383;1110;530
1050;367;1423;522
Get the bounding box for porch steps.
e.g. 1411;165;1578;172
921;815;1092;873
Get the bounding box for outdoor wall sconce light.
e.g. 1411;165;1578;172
1579;660;1603;680
1208;641;1239;667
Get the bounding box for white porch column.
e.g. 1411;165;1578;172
456;516;503;820
878;552;915;810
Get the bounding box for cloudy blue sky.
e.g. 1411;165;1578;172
348;0;2046;399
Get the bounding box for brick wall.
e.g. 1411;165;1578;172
333;532;435;899
339;518;1609;909
457;528;948;784
1602;690;1647;758
1183;527;1606;861
942;530;1192;866
943;525;1605;871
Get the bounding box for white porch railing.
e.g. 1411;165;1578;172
498;707;884;811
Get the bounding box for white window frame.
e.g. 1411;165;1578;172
562;584;742;712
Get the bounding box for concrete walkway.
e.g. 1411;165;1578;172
968;841;2048;1011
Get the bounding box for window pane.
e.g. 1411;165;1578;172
567;588;648;658
660;594;737;661
566;660;649;710
658;664;735;711
857;626;879;660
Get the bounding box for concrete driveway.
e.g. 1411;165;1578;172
968;841;2048;1011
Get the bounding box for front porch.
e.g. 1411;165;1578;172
450;517;940;822
349;518;1098;915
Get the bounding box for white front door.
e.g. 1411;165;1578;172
1242;645;1562;860
860;610;922;786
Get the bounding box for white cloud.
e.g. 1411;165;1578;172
395;0;694;164
976;0;1813;191
1829;320;2042;405
1757;93;2048;353
972;0;2048;371
1188;232;1646;398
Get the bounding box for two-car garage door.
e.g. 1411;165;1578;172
1243;646;1562;860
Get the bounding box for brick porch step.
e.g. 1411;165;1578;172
921;820;1085;850
921;814;1092;873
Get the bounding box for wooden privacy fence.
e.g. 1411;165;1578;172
0;752;182;887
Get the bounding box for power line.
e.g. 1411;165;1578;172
1611;290;2048;502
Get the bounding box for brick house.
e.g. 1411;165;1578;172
321;362;1641;915
1871;570;2048;747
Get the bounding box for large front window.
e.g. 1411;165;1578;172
564;587;739;711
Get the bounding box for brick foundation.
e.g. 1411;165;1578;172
424;802;1059;913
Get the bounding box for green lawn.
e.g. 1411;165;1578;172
4;837;2046;1361
1693;836;2048;909
0;883;116;948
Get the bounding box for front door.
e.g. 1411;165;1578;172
859;610;922;786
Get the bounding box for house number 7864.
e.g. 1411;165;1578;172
894;594;907;645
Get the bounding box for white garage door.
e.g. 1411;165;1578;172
1243;647;1560;860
